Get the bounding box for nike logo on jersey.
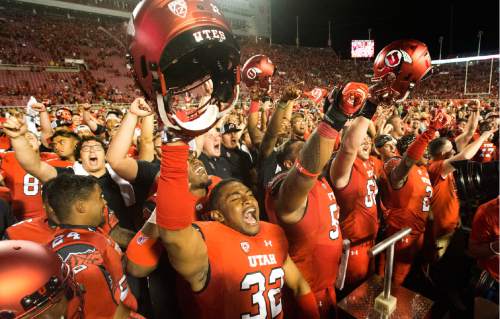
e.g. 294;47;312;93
248;254;277;268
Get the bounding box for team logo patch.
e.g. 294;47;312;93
240;241;250;253
246;67;261;80
385;49;413;68
168;0;187;18
384;50;403;67
311;88;323;100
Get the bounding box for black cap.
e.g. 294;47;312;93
374;134;396;148
221;123;241;134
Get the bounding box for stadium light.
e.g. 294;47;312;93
432;54;499;65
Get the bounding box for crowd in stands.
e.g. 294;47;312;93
0;1;498;108
61;0;139;11
0;2;499;319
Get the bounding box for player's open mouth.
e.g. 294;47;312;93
243;207;258;226
89;156;98;165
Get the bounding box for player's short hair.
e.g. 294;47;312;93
41;178;57;204
45;174;99;223
207;178;242;213
51;130;81;143
428;137;449;158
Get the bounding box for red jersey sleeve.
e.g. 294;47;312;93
98;207;119;235
471;197;500;280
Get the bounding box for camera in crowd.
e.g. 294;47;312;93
452;160;499;226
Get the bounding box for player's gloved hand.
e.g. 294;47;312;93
323;82;368;130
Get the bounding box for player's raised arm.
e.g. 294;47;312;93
390;110;450;189
275;83;368;224
156;140;209;292
259;86;298;162
2;117;57;183
106;98;153;182
330;84;380;188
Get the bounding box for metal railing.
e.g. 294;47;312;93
369;227;412;301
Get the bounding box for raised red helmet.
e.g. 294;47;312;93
0;240;83;319
128;0;241;136
372;39;432;101
241;54;275;92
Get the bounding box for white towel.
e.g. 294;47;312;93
72;162;136;207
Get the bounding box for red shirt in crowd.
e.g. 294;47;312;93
427;160;460;237
470;197;499;281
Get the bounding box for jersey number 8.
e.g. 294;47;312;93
23;174;40;196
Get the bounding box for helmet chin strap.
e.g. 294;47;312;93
156;92;172;128
395;83;413;102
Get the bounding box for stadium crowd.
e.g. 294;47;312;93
0;1;497;107
0;1;498;319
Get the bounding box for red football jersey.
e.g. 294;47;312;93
4;217;55;244
474;142;497;163
50;228;137;318
4;207;119;243
379;158;433;235
427;160;460;237
334;157;379;243
266;176;342;310
182;221;288;319
470;197;499;281
0;152;45;220
0;136;10;152
369;155;384;179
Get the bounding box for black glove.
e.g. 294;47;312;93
358;99;378;120
322;86;349;131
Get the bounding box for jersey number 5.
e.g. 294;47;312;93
329;203;340;240
241;268;284;319
364;179;378;208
